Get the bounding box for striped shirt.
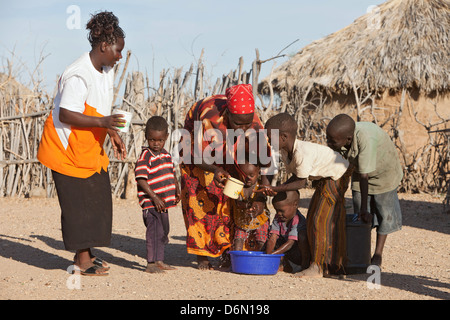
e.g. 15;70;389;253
135;147;177;210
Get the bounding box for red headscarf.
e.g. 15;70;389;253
225;84;255;114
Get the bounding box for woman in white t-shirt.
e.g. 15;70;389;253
260;113;352;279
38;11;127;276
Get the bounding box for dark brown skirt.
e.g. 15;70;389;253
52;169;112;251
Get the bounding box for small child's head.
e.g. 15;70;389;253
326;114;355;152
264;113;297;150
239;160;260;187
272;190;299;223
236;133;265;187
145;116;169;154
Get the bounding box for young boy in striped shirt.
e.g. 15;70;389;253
135;116;180;273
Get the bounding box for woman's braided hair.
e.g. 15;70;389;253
86;11;125;48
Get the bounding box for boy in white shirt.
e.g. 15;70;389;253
259;113;352;278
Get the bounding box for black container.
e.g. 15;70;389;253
345;214;372;274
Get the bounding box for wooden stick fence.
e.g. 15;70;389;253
0;49;279;198
1;49;448;205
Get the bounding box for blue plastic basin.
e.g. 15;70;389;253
229;251;284;275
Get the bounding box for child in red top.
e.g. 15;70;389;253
265;190;309;272
135;116;180;273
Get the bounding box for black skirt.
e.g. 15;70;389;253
52;169;112;251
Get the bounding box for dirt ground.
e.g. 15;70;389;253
1;189;449;302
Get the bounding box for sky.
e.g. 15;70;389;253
0;0;385;92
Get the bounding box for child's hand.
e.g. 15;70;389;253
151;194;166;212
246;206;257;218
255;185;277;196
247;202;264;218
174;188;181;205
359;210;373;224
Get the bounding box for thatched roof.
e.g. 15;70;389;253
261;0;450;95
0;72;34;98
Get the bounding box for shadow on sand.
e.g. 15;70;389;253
0;232;194;273
1;193;448;299
343;271;450;300
298;195;449;235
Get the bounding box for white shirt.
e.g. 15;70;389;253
37;52;115;178
52;52;114;150
281;139;349;181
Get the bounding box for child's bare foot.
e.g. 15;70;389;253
197;256;213;270
145;263;165;273
371;254;382;267
293;263;322;278
155;261;176;270
282;262;293;273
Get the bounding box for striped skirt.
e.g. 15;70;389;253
306;168;352;272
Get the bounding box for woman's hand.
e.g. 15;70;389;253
58;108;127;160
101;114;127;131
108;129;127;160
213;167;230;188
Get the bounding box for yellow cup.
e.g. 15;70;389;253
223;177;244;199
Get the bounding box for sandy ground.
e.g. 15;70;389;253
0;189;449;302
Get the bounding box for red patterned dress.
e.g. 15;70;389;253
180;95;265;258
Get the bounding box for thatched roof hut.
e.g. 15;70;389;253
259;0;450;190
262;0;449;95
260;0;450;193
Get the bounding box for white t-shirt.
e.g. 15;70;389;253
37;52;115;178
58;70;113;115
51;52;114;150
281;139;349;181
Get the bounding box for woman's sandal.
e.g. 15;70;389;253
92;257;110;270
73;264;109;276
73;254;110;271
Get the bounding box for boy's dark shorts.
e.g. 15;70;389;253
352;188;402;235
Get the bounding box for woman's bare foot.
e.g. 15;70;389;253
74;250;109;270
293;263;323;278
197;255;213;270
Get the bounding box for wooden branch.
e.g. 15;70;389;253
0;110;50;121
112;50;132;107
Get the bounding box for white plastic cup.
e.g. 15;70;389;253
223;177;244;199
112;109;132;133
